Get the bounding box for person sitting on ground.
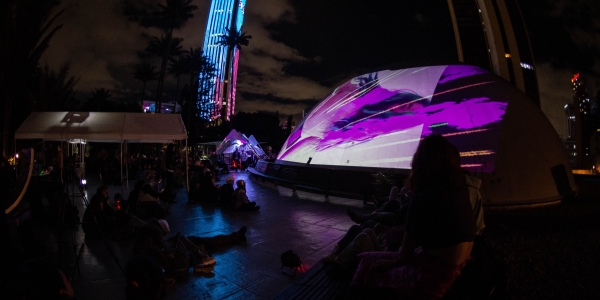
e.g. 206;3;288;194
151;174;176;203
349;134;477;299
82;186;116;238
128;180;145;215
232;180;260;211
133;218;216;278
372;184;402;211
219;176;235;208
348;169;486;233
143;165;157;183
188;160;204;202
199;171;220;203
346;188;413;227
137;183;169;219
112;201;135;240
323;220;394;270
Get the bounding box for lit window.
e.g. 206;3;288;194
505;53;511;58
520;62;534;70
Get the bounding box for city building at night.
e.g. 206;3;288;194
447;0;540;106
565;73;592;168
563;104;577;167
253;65;575;207
198;0;247;121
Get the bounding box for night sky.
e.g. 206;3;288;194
41;0;600;138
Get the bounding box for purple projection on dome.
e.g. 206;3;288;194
277;65;509;172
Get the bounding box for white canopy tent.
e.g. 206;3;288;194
15;112;187;142
15;111;189;193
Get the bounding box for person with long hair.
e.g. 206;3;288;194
82;185;116;237
349;134;477;299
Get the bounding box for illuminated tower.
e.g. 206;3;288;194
447;0;540;106
198;0;246;121
569;73;592;168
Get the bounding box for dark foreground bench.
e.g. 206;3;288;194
275;261;351;300
275;242;508;300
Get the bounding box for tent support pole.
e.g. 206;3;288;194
185;138;189;193
120;141;124;196
125;141;129;194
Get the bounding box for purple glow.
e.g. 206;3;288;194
437;65;488;84
278;65;510;172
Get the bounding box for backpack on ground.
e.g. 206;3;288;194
280;250;304;275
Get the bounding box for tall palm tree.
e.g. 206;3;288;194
86;88;111;112
146;34;186;112
153;0;197;113
133;62;159;106
218;27;252;121
1;0;64;157
36;63;80;111
168;54;189;104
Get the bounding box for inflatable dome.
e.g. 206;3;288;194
277;65;575;206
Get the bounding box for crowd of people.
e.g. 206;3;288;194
319;134;500;299
188;158;261;211
79;168;252;300
74;146;263;299
2;134;504;299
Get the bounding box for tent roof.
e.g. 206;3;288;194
15;112;187;142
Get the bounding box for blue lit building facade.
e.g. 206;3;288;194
198;0;246;121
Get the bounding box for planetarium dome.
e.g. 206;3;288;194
276;65;575;206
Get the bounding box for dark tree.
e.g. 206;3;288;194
35;63;80;111
217;27;252;121
146;34;186;111
133;62;159;106
153;0;197;113
1;0;64;157
84;88;112;111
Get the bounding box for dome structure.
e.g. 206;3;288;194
277;65;575;206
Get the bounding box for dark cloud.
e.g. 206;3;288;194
40;0;599;133
240;92;319;106
520;0;600;75
518;0;600;135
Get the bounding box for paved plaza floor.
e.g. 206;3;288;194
60;170;374;300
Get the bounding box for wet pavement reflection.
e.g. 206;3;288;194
66;171;374;299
